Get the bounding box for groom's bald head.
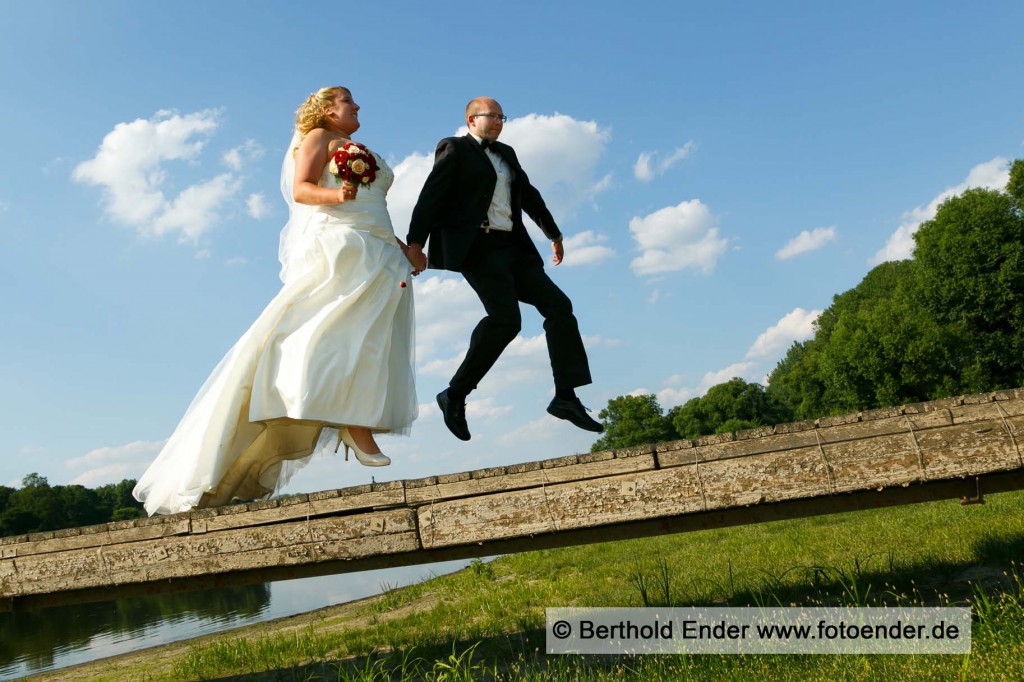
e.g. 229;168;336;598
466;97;501;117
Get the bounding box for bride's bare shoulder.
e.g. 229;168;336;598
297;128;348;153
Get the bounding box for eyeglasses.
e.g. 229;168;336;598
470;113;507;122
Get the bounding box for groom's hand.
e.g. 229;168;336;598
551;239;564;266
407;243;428;275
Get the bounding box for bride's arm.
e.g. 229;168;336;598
293;129;354;205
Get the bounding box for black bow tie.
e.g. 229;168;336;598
479;139;492;150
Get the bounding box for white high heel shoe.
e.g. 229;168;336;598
335;427;391;467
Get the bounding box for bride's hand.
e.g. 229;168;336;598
337;181;358;203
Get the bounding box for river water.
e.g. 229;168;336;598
0;559;472;680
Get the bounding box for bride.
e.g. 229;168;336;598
133;86;424;516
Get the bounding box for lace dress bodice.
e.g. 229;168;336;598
316;150;396;239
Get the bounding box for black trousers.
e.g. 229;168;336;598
450;231;593;397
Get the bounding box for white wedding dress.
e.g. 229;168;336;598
133;144;416;516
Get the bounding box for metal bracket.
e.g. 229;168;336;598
621;481;637;498
960;477;985;505
1;547;16;559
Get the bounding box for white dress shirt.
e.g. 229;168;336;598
471;133;514;232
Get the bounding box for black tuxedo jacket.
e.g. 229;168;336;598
407;134;561;272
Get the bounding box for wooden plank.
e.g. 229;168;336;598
919;415;1024;478
700;447;832;507
0;519;192;558
195;485;408;533
658;431;818;467
10;532;423;598
406;452;656;504
418;467;704;549
9;509;417;595
822;434;924;493
659;410;954;470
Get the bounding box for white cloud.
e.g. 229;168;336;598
562;230;615;267
634;154;654;182
629;199;728;276
746;308;821;358
151;173;241;241
655;386;696;407
412;274;481;361
420;351;467;378
634;141;696;182
388;150;436;242
225;256;248;266
698;362;760;390
72;109;241;244
870;157;1010;264
498;416;563;445
465;397;513;419
582;335;621;349
775;226;837;260
66;439;166;487
223;140;265;171
247;192;271;220
486;113;612;218
417;401;439;420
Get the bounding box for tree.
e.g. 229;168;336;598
668;378;793;439
60;485;108;528
1008;159;1024;206
913;185;1024;392
591;395;677;451
1;476;145;537
96;479;145;520
814;260;959;412
766;340;827;420
21;473;48;489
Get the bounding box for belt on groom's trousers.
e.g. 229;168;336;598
479;223;516;246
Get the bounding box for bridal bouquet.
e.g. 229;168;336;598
329;142;378;187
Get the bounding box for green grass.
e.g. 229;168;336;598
163;489;1024;681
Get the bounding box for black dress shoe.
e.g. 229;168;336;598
437;389;471;441
547;396;604;433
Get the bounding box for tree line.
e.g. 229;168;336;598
595;160;1024;450
0;474;145;538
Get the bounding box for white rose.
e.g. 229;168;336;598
349;159;368;175
328;159;339;175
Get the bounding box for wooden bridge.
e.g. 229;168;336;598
5;388;1024;612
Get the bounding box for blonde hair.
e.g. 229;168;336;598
295;86;350;137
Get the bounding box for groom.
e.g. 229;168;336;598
406;97;602;441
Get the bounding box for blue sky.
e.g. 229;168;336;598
2;1;1022;493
